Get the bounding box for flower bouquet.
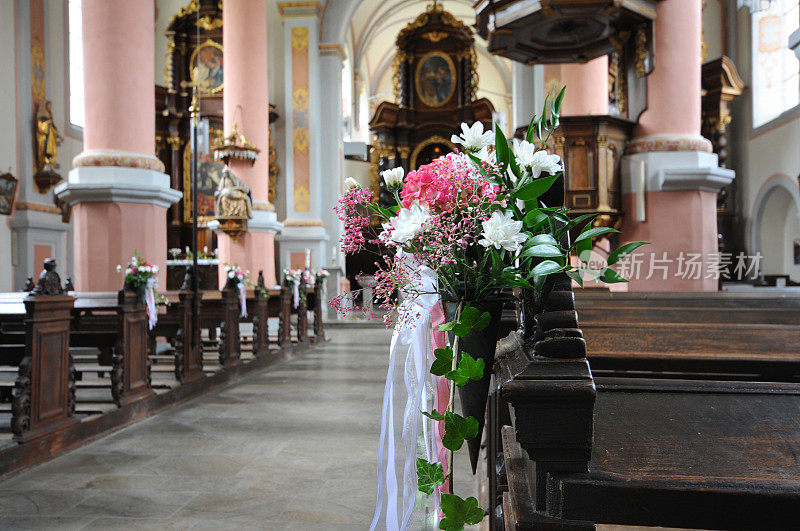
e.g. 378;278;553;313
117;251;166;330
223;264;269;318
334;90;647;530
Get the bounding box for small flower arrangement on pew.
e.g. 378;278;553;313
116;251;168;330
334;88;648;530
282;268;313;308
223;264;269;319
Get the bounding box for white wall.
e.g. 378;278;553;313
0;0;16;291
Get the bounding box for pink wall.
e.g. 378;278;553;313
72;202;168;291
619;190;719;291
81;0;155;154
636;0;702;137
217;232;276;287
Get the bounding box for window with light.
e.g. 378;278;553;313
68;0;84;130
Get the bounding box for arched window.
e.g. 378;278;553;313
342;56;353;141
752;0;800;127
67;0;84;130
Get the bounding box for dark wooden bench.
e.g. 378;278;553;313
488;280;800;529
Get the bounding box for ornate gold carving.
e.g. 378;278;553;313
169;0;199;27
34;101;63;193
277;1;323;17
167;134;182;150
635;26;648;78
196;15;223;30
268;127;279;205
409;135;457;170
292;27;309;51
215;218;247;243
164;36;176;90
15;201;61;215
423;31;449;42
283;219;324;227
398;146;411;160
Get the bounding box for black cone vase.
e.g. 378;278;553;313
444;300;504;474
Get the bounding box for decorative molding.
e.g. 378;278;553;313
283;219;324;227
15;202;61;215
626;134;713;155
278;1;322;17
253;200;276;212
72;149;166;173
319;43;344;58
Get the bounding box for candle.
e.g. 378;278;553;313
635;160;646;222
304;248;311;269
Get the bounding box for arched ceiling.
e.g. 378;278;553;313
323;0;513;108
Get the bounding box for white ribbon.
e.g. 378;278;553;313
145;278;158;331
371;251;441;530
292;279;300;309
238;281;248;318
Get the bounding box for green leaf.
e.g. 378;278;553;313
556;213;596;236
566;269;584;288
442;411;479;451
517;174;559;201
574;226;619;244
606;241;650;266
445;352;485;387
520;244;563;258
439;494;485;530
599;267;629;284
531;259;563;278
417;458;445;495
439;306;491;337
554;85;566;115
494;124;510;174
523;209;549;230
525;233;558;247
422;409;446;421
472;309;491;332
431;347;454;376
525;114;538;144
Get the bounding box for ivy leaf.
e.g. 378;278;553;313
442;411;479;451
438;306;491;337
422;409;446;421
606;241;649;266
445;352;485;387
430;347;454;376
439;494;485;530
417;458;445;495
516;174;559;201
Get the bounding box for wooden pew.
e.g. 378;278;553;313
490;283;800;529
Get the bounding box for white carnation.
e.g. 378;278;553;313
530;151;563;179
478;210;527;252
511;139;537;168
381;202;430;245
381;167;405;191
344;177;360;190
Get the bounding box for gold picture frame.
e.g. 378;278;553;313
0;172;18;216
414;51;456;108
190;39;224;95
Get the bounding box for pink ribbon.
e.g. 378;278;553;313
429;302;450;495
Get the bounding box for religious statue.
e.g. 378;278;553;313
30;258;64;296
214;167;253;219
34;100;63;192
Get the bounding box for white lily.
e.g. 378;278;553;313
478;210;527;252
381;167;404;191
344;177;360;190
451;122;494;152
511;139;537;168
381;202;430;245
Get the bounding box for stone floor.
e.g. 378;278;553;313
0;326;478;530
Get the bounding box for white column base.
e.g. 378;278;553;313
55;166;182;208
275;223;330;273
621;151;734;194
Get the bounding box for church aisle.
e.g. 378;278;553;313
0;327;394;530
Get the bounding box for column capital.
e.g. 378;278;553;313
278;1;322;18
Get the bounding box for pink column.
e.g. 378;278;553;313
618;0;726;292
636;0;702;138
558;57;609;116
60;0;177;291
217;0;278;288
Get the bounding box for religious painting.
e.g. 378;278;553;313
183;139;226;224
0;172;18;216
415;51;455;107
190;39;224;95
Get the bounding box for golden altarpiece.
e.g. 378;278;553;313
368;3;495;208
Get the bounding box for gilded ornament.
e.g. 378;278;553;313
635;27;648;78
293;127;310;152
31;44;45;103
34;100;63;193
293;88;309;111
292;27;309;51
196;15;223;30
294;186;310;212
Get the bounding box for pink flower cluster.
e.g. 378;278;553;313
400;153;498;212
334;186;374;253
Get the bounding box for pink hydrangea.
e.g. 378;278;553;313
400;153;498;212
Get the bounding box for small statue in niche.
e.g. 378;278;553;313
31;258;64;296
214;167;253;219
34;100;63;192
